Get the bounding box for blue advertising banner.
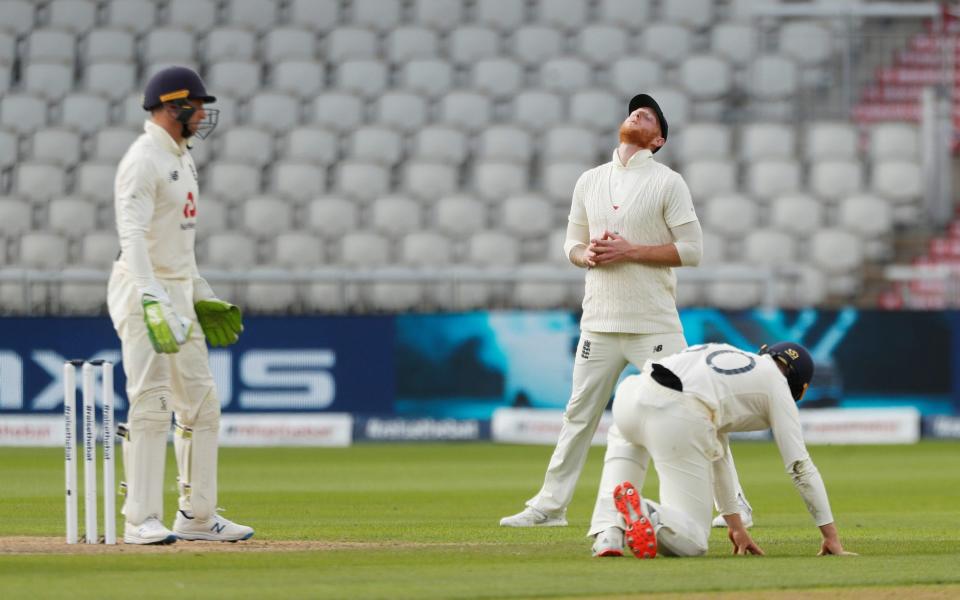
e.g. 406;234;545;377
0;316;395;417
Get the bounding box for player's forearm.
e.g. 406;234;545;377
626;243;683;267
119;230;159;293
788;458;835;526
819;521;839;541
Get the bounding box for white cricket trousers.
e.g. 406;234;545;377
601;371;725;556
526;331;686;517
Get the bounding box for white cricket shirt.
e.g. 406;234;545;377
568;149;698;334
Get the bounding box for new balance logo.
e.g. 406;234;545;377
653;345;663;353
211;521;226;534
580;340;591;359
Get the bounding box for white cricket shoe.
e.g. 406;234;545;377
711;494;754;528
499;506;568;527
173;510;254;542
592;527;624;557
124;516;178;545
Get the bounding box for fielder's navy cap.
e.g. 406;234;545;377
142;66;216;110
760;341;814;402
628;93;668;152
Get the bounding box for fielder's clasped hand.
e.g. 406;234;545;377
589;231;635;266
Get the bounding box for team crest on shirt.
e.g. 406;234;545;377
168;170;179;182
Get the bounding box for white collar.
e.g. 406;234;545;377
612;147;654;169
145;120;188;156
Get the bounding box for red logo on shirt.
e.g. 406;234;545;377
183;192;196;218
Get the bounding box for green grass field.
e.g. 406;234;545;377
1;441;959;599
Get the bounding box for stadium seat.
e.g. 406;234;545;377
748;55;799;100
535;0;588;30
105;0;155;34
675;123;731;162
512;26;563;66
48;0;96;34
224;0;279;32
539;57;592;94
335;161;390;202
325;27;378;62
1;94;47;134
741;123;795;161
386;26;439;62
475;0;525;31
468;230;520;267
471;58;523;100
85;28;136;63
313;92;365;133
641;24;693;66
686;160;737;199
711;23;756;66
272;162;326;203
32;128;81;167
809;160;864;201
23;62;74;100
776;264;828;308
661;0;714;29
569;91;621;132
512;90;564;132
435;195;487;237
0;31;14;65
769;193;824;237
513;263;571;309
26;28;75;63
810;229;864;275
167;0;217;33
805;122;859;160
474;162;528;202
85;61;136;100
352;0;402;31
246;267;298;314
219;126;274;166
870;123;919;160
542;161;591;201
119;93;150;128
242;196;293;236
336;59;389;98
746;160;802;199
273;232;325;269
478;126;534;162
208;163;262;201
413;126;469;164
204;232;257;269
0;130;16;169
403;161;459;202
205;27;257;62
198;196;228;233
0;62;10;95
400;231;453;267
341;231;391;267
349;126;403;166
705;275;763;310
80;230;119;268
19;232;68;268
48;197;96;235
307;196;359;237
143;28;195;64
411;0;463;31
371;195;423;237
261;27;314;63
577;25;629;65
448;26;499;65
703;194;759;237
839;194;893;238
272;60;325;98
74;162;118;201
59;267;106;314
15;162;64;201
680;55;733;101
288;0;339;32
0;0;35;35
699;230;727;265
743;229;797;267
779;21;833;66
60;93;108;135
502;195;553;236
367;280;425;312
208;61;261;100
248;93;300;133
544;126;596;162
609;58;664;98
597;0;650;27
438;91;493;133
285;126;338;165
0;197;31;235
400;59;454;98
374;91;429;133
871;160;921;202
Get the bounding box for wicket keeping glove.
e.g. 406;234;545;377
140;283;193;354
193;277;243;347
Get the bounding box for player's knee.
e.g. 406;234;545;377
176;387;220;430
127;387;174;430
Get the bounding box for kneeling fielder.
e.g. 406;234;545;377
596;342;853;558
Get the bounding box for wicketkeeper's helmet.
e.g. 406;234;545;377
141;66;219;139
759;341;814;402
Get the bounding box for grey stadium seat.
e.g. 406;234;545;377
641;24;693;66
769;193;824;238
870;123;919;160
468;230;520;266
248;93;300;133
48;0;97;34
351;0;402;32
313;92;365;133
839;194;893;238
350;126;403;166
403;161;459;202
224;0;280;32
598;0;651;28
412;0;464;31
288;0;339;32
273;232;325;269
741;123;796;161
675;123;732;162
472;58;524;100
85;61;137;100
272;60;325;98
207;61;261;100
242;195;293;237
219;126;274;166
336;59;389;99
539;57;592;94
473;161;528;202
475;0;525;31
513;264;571;309
19;232;69;269
502;194;553;236
748;55;799;101
609;58;664;98
680;55;733;101
272;162;326;203
198;196;228;233
208;163;262;201
0;31;14;64
167;0;217;33
702;194;759;237
746;159;802;199
438;91;492;133
74;162;117;201
661;0;714;30
513;26;563;66
569;90;621;132
285;126;339;165
412;126;468;165
24;62;74;100
435;195;486;237
263;28;315;62
0;0;36;35
400;231;453;267
335;161;390;202
542;161;591;201
371;195;422;237
448;26;499;66
544;126;596;162
105;0;155;34
534;0;588;31
686;159;737;200
806;122;859;161
85;29;136;63
15;162;65;201
27;28;76;63
341;231;391;267
48;197;96;235
308;196;359;237
206;28;257;62
871;160;921;202
743;229;797;267
60;92;108;135
779;21;833;67
143;28;195;64
809;160;864;201
325;27;378;62
386;26;439;62
478;125;533;162
810;229;864;275
0;197;32;235
80;230;119;268
711;23;757;66
0;62;9;95
246;267;298;314
512;90;564;132
577;25;629;65
374;91;429;134
32;128;81;166
204;232;257;270
0;130;16;169
401;59;454;98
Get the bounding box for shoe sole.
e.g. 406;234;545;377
122;534;178;545
613;482;657;559
499;519;568;528
593;548;624;558
174;531;254;542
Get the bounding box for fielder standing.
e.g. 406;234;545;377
604;342;853;559
499;94;753;555
108;66;252;544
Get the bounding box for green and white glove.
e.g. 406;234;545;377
141;284;193;354
193;277;243;347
